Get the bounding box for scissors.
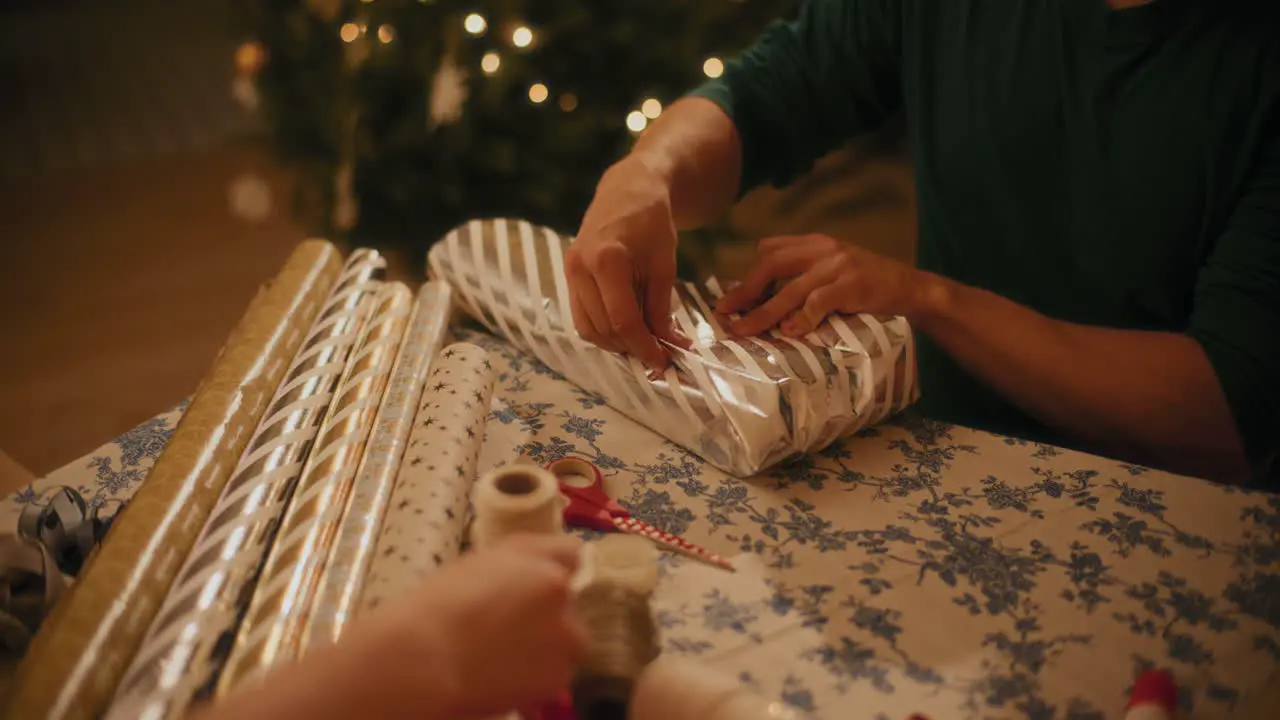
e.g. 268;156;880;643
546;457;734;572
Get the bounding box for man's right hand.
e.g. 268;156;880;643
566;155;689;368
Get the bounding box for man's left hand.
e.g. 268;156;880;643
715;234;935;336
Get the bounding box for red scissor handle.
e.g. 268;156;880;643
546;458;629;532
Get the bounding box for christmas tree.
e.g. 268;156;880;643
232;0;799;267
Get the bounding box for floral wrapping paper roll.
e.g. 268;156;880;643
360;342;496;611
3;240;342;720
215;282;413;694
427;218;918;477
104;249;386;720
299;282;455;650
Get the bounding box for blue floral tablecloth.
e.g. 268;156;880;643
4;329;1278;719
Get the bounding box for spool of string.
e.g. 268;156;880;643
571;580;660;720
470;464;564;549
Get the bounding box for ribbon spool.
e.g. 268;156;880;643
0;534;66;657
16;487;117;578
583;534;660;596
470;464;564;549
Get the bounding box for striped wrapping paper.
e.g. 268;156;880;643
105;249;386;720
428;218;918;477
215;281;414;694
297;281;455;650
4;240;343;720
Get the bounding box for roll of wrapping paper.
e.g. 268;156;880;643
215;281;413;693
104;249;386;720
427;218;918;477
360;342;495;612
298;282;454;650
4;240;342;720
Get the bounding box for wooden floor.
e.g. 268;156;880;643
0;142;313;479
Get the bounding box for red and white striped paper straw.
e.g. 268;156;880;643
611;516;735;572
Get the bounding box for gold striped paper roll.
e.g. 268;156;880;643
298;282;455;650
215;281;413;694
104;249;386;720
4;240;343;720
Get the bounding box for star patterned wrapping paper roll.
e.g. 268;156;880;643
104;249;386;720
427;218;918;477
360;342;496;611
4;240;343;720
215;281;414;694
298;282;455;650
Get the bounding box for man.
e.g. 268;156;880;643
565;0;1279;485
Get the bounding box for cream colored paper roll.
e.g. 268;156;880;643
470;464;565;550
104;249;385;720
299;282;455;650
360;341;496;611
4;240;342;720
631;657;809;720
216;282;413;695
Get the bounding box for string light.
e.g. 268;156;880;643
703;57;725;78
464;13;487;35
641;98;662;119
481;52;500;74
626;111;647;133
377;24;395;43
234;42;267;75
559;93;578;112
512;26;533;48
340;23;360;42
528;83;549;104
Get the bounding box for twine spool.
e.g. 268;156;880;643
587;534;660;595
470;465;564;549
630;657;809;720
572;581;660;719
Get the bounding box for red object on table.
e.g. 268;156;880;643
1125;669;1178;720
521;691;576;720
546;458;735;572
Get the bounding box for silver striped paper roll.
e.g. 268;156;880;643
215;281;414;695
426;218;918;477
105;249;386;720
360;342;496;611
298;282;454;650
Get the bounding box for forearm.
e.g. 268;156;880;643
625;97;743;229
187;621;451;720
911;275;1252;482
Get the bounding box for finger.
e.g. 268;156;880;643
511;534;583;573
643;269;690;351
731;269;833;337
560;606;590;663
790;284;844;336
716;246;824;315
595;251;667;367
756;233;834;261
572;282;622;354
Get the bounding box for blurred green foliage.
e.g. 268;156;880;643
234;0;797;264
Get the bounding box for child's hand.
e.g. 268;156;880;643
715;234;936;337
371;534;589;718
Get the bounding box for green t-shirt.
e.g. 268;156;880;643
692;0;1280;483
